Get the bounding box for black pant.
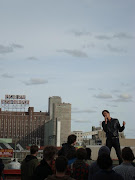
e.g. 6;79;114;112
106;137;122;164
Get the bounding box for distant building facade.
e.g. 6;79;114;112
0;96;71;147
72;131;83;145
0;107;49;147
45;96;71;146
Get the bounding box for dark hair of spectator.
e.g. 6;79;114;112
102;110;110;117
0;158;4;177
76;148;87;160
85;148;92;160
30;145;38;155
43;146;57;161
97;153;112;169
122;147;135;161
67;134;77;145
55;156;68;172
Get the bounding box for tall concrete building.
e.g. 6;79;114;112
45;96;71;146
48;96;62;120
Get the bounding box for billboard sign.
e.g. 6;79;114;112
0;149;13;157
5;95;26;99
1;100;29;105
1;95;29;111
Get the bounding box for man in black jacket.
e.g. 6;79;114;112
102;110;125;164
58;134;77;160
21;145;39;180
34;146;57;180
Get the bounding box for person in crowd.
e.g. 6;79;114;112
65;149;76;176
34;146;57;180
58;134;77;160
92;153;124;180
0;158;4;180
113;147;135;180
66;149;76;166
72;148;89;180
102;110;125;164
45;156;75;180
21;145;39;180
84;147;93;165
88;145;110;180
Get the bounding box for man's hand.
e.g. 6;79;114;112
123;121;126;126
105;117;107;124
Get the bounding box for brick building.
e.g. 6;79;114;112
0;96;71;147
0;107;49;147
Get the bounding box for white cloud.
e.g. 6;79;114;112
119;94;132;99
106;104;118;107
94;93;112;99
95;32;135;40
111;89;121;93
72;109;96;113
72;118;91;123
0;43;23;54
23;78;48;86
27;57;38;61
71;30;91;37
0;45;13;54
95;35;111;40
88;88;96;90
113;93;133;102
57;49;88;58
113;32;135;39
11;43;24;49
1;73;14;78
107;44;127;53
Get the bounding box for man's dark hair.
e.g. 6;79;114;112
67;134;77;145
122;147;134;161
55;156;68;172
0;158;4;176
85;148;92;160
30;145;38;155
76;148;87;160
102;110;110;117
97;153;112;169
43;146;57;161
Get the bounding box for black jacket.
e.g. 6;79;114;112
21;155;39;180
58;143;76;160
102;118;125;138
34;159;52;180
92;169;124;180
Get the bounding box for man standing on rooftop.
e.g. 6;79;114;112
102;110;125;164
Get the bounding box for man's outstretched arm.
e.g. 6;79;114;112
118;121;125;132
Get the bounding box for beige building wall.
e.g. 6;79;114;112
98;130;125;141
53;103;71;145
101;138;135;147
87;145;135;160
45;97;71;146
48;96;62;120
72;131;83;144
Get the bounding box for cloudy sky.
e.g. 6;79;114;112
0;0;135;138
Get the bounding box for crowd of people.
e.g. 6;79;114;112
19;134;135;180
0;110;135;180
0;134;135;180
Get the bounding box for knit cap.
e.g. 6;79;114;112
98;146;110;156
